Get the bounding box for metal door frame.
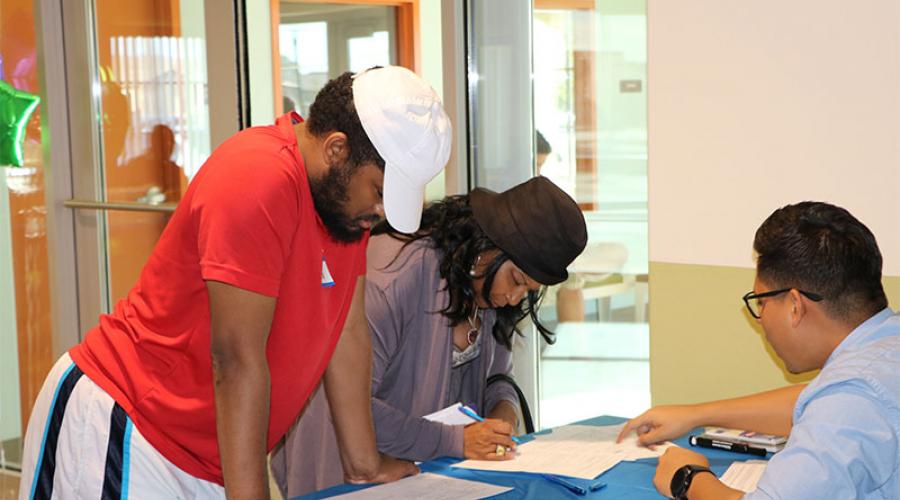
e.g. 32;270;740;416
35;0;249;355
441;0;541;429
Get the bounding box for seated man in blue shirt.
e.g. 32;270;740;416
618;201;899;500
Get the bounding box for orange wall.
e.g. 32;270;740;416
2;0;54;431
95;0;187;301
2;0;194;430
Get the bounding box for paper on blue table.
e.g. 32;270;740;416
326;473;512;500
720;460;767;492
452;424;675;480
423;402;479;426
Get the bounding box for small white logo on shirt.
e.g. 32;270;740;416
321;258;335;288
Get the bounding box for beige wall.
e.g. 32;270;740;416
647;0;900;404
650;265;900;405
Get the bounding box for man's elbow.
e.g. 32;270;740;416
210;343;269;384
343;455;381;483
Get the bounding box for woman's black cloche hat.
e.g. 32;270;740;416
470;176;587;286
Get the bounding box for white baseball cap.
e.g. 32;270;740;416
352;66;452;233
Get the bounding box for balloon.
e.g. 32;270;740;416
0;80;40;167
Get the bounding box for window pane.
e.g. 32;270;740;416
279;3;397;117
279;21;329;116
94;0;211;303
534;3;650;428
466;0;649;428
467;0;534;192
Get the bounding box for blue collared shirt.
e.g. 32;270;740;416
746;308;900;499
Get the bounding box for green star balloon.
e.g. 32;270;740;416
0;80;40;167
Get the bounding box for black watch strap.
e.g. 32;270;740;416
670;464;714;500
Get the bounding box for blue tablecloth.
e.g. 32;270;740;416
294;416;770;499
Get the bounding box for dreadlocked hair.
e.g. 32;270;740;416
373;195;555;350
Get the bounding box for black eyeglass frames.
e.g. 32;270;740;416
742;288;824;319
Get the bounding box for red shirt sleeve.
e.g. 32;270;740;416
190;138;301;297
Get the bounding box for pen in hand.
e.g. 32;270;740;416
457;405;522;444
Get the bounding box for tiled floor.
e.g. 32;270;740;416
539;321;651;429
0;470;19;500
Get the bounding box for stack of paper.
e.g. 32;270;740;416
329;473;512;500
452;424;674;480
720;460;768;492
423;403;478;426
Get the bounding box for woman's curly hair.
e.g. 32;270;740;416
373;195;554;350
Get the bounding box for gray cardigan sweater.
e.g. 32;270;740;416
270;235;519;497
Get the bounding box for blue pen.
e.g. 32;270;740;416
457;405;522;444
539;474;607;496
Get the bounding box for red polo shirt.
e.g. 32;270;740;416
70;113;368;485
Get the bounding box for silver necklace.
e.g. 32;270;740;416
466;305;481;345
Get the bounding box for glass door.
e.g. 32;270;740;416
464;0;649;429
63;0;213;316
0;0;244;480
533;0;649;428
1;0;51;474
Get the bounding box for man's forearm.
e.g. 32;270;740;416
696;384;805;436
325;326;381;481
213;356;271;500
325;278;381;481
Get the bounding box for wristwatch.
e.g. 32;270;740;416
670;464;714;500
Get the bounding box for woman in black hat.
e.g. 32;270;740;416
272;177;587;497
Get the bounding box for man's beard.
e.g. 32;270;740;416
308;160;376;243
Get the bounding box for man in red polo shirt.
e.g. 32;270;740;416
19;66;451;500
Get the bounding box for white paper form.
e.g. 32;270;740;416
452;424;675;480
539;424;675;460
328;473;512;500
423;403;478;426
720;460;768;492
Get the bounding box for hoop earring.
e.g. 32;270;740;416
469;255;482;277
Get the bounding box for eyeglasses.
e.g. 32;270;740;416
742;288;824;319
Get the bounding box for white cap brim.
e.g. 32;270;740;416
352;66;450;233
382;162;425;233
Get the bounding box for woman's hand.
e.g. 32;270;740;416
616;405;701;446
463;420;517;460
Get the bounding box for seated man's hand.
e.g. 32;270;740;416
654;447;710;498
359;455;418;484
617;405;699;446
463;420;517;460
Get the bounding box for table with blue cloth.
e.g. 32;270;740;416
294;416;771;499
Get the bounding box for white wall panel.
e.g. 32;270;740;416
648;0;900;275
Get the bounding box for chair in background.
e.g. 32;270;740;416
543;242;647;323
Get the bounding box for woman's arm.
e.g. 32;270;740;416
366;281;466;461
484;337;520;431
